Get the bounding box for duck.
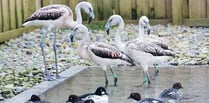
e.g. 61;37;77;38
29;94;50;103
66;94;94;103
158;82;183;102
84;99;95;103
137;16;172;76
70;24;134;87
128;92;164;103
79;87;109;103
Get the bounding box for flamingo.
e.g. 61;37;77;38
105;15;175;85
158;82;183;103
70;24;134;87
23;1;95;80
137;16;173;76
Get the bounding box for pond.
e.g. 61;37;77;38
39;65;209;103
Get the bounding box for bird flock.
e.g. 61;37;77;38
23;1;183;103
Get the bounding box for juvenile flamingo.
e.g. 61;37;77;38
23;1;94;80
70;24;134;87
105;15;174;85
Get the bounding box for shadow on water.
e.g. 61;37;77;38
40;65;209;103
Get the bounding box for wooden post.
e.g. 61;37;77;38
172;0;183;25
97;0;103;20
103;0;113;20
189;0;206;18
28;1;36;17
136;0;149;17
52;0;61;4
165;0;172;21
42;0;51;6
0;1;3;32
2;0;10;31
154;0;166;19
182;0;189;18
62;0;69;5
22;0;29;20
9;0;16;30
16;0;23;28
113;0;120;15
148;0;154;18
35;0;41;10
119;0;132;19
131;0;137;20
207;0;209;18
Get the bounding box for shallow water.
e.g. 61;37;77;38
40;65;209;103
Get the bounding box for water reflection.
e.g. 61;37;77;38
40;66;209;103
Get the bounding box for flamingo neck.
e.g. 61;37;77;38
75;5;83;24
138;23;144;39
66;5;82;28
82;31;90;43
78;32;90;60
115;21;126;52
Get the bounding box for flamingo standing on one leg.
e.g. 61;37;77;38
23;1;94;80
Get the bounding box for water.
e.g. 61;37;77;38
40;65;209;103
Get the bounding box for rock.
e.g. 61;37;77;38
13;86;28;95
1;89;14;99
26;51;32;55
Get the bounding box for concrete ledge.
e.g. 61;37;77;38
5;66;87;103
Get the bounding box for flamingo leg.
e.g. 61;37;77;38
146;71;151;84
143;71;147;84
53;30;60;79
104;70;109;88
142;65;151;85
109;66;117;86
154;64;159;76
40;32;54;81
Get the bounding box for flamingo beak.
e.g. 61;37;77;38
70;28;77;42
147;23;151;35
88;11;95;24
105;23;111;34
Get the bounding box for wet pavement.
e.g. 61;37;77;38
40;65;209;103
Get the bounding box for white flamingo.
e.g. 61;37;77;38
23;1;94;80
105;15;175;84
70;24;134;87
137;16;172;76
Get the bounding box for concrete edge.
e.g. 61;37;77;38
5;66;87;103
